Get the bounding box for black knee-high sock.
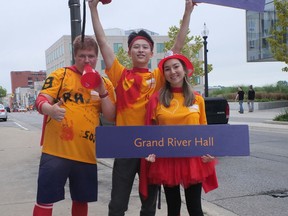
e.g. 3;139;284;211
164;185;181;216
185;183;204;216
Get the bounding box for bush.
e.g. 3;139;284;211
209;81;288;102
274;109;288;122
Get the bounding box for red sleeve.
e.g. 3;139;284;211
139;92;159;199
145;92;159;125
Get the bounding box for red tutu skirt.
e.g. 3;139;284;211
147;157;216;188
139;157;218;199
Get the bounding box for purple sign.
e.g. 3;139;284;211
194;0;265;12
96;124;250;158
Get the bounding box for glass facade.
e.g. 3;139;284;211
246;0;287;62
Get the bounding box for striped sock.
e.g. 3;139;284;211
33;203;53;216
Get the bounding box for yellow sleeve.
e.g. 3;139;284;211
103;77;116;103
197;95;207;125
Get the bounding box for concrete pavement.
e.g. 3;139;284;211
0;107;287;216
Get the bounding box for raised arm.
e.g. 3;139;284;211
88;0;115;69
171;0;195;54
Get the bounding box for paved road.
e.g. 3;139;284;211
0;108;287;216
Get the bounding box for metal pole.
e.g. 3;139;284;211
68;0;81;64
203;35;208;97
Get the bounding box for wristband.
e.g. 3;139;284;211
35;94;51;114
99;91;109;99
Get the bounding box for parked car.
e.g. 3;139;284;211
18;106;27;112
205;97;230;124
5;106;11;113
0;104;8;121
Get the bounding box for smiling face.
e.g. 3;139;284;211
163;58;186;88
128;39;153;68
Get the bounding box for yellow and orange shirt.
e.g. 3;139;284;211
105;59;165;126
40;67;115;164
150;93;207;126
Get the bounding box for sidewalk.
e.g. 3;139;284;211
228;107;288;130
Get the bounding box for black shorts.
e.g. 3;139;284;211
36;153;98;203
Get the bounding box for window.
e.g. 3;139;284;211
156;43;165;53
148;59;152;70
113;43;123;53
101;60;106;70
193;76;200;85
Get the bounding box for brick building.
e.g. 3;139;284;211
10;70;46;94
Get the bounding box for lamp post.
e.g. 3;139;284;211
201;23;209;97
68;0;81;64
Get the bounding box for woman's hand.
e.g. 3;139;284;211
201;154;215;163
145;154;156;163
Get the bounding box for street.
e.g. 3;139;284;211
0;110;287;216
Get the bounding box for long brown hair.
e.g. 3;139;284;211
159;60;195;107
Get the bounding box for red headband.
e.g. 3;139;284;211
158;52;194;77
128;36;153;50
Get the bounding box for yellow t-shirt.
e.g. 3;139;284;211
40;67;115;164
105;59;164;126
152;93;207;125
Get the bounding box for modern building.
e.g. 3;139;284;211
45;28;171;76
246;0;287;62
45;28;204;94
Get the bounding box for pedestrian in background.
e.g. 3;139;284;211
235;86;245;114
33;35;116;216
88;0;196;215
247;85;255;112
140;53;218;216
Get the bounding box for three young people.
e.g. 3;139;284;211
33;0;216;215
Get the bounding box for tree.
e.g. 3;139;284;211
0;86;7;98
116;47;132;69
164;21;213;84
267;0;288;72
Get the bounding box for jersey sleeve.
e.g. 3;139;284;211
105;58;125;88
196;95;208;125
40;68;66;100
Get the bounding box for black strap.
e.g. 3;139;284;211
81;0;86;42
55;68;67;103
157;185;161;209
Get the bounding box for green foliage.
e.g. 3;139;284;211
164;21;213;84
209;81;288;101
267;0;288;72
115;47;132;69
0;86;7;98
274;108;288;121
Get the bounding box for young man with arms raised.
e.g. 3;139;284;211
88;0;196;215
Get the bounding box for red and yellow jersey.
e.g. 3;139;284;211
151;93;207;125
105;59;164;126
40;67;115;164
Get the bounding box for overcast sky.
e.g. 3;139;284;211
0;0;287;93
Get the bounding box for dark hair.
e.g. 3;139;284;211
73;35;99;56
128;30;154;50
